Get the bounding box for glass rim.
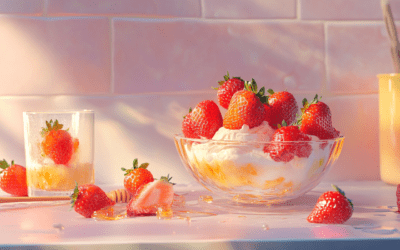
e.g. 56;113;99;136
377;73;400;78
23;109;94;115
174;134;345;144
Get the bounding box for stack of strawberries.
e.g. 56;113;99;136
182;72;340;162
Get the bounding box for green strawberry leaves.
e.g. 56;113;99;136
332;184;354;210
244;79;268;104
121;158;150;176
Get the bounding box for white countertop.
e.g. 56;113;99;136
1;181;400;249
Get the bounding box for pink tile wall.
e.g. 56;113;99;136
0;0;395;184
46;0;201;17
327;24;393;94
114;20;324;94
301;0;400;20
0;0;43;15
203;0;296;19
0;16;111;95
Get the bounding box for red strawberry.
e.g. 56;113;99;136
41;120;74;165
265;89;298;129
122;158;154;196
0;160;28;196
182;109;196;139
213;72;245;109
223;79;267;130
71;183;116;218
264;123;312;162
127;175;174;217
298;95;340;140
182;100;223;139
307;185;353;224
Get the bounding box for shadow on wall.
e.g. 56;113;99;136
0;16;380;184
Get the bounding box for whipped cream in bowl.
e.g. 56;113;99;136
174;122;345;206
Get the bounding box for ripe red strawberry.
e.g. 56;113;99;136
0;160;28;196
298;95;340;140
41;120;74;165
307;185;353;224
122;158;154;196
182;100;223;139
264;123;312;162
213;72;245;109
127;175;174;217
71;183;116;218
223;79;267;130
265;89;298;129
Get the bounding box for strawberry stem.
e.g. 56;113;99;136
70;182;79;210
122;159;150;176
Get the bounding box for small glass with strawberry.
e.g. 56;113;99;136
23;110;95;197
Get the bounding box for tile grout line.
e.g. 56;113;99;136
296;0;301;20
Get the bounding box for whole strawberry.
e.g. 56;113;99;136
223;79;267;130
182;109;196;139
122;158;154;196
265;89;298;129
71;183;115;218
0;160;28;196
127;175;174;217
182;100;223;139
41;120;74;165
214;72;245;109
307;185;353;224
298;95;340;140
264;122;312;162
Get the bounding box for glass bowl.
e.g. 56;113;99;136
174;134;344;205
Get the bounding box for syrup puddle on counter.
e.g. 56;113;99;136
91;193;217;221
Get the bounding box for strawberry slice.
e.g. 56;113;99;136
127;176;174;217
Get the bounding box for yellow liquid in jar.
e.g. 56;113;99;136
378;74;400;185
27;162;94;191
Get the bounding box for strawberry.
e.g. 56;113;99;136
307;185;353;224
182;109;196;139
298;95;340;140
127;175;175;217
265;89;298;129
41;120;74;165
213;72;245;109
223;79;267;130
71;183;116;218
264;122;312;162
182;100;223;139
0;160;28;196
122;158;154;196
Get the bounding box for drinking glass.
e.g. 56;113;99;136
23;110;95;196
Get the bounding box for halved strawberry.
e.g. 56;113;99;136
213;72;245;109
127;175;174;217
